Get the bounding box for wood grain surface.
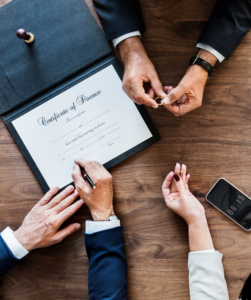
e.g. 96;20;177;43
1;0;251;299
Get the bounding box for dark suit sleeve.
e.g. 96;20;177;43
85;227;127;300
198;0;251;59
0;235;19;277
92;0;145;41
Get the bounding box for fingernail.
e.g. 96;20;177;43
52;186;58;190
152;103;158;109
67;185;74;191
75;224;81;230
79;199;84;203
162;97;170;105
174;174;180;181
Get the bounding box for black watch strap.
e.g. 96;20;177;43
189;56;215;78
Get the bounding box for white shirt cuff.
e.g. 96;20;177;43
112;31;141;48
190;249;215;254
196;42;225;63
85;220;121;234
1;227;29;259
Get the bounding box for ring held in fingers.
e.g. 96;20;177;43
155;96;164;106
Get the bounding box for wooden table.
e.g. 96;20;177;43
1;0;251;299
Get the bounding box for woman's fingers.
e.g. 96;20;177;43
171;162;181;193
181;164;186;182
162;171;174;198
173;174;187;200
185;173;190;191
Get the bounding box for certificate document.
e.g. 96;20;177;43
12;65;157;189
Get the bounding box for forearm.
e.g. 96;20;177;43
188;218;229;299
119;36;148;65
188;216;214;252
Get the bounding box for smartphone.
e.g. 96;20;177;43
206;178;251;231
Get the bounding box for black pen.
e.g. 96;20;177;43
80;167;96;190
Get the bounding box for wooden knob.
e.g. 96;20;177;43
16;29;31;40
16;29;35;44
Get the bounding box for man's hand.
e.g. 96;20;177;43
14;185;84;251
119;36;166;108
72;159;114;221
162;50;217;116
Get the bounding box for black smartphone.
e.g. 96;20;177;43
206;178;251;231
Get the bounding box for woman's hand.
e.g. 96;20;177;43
162;163;205;225
162;163;214;251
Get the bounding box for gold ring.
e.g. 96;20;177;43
155;96;164;106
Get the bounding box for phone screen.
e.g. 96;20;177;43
207;179;251;230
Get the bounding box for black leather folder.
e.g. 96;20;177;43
1;0;161;192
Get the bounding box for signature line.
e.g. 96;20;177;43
85;110;110;124
100;136;120;148
52;129;77;143
60;122;118;156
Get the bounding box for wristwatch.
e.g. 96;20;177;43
106;214;119;221
189;56;215;78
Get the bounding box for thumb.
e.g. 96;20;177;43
74;158;88;167
162;85;185;105
72;164;85;187
173;174;187;200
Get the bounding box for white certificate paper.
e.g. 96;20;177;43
12;65;152;188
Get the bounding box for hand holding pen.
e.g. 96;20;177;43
80;167;96;190
72;159;115;221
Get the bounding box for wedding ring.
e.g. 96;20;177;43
155;96;164;106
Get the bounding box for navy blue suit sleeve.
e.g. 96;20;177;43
198;0;251;59
93;0;145;41
85;227;127;300
0;234;19;277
